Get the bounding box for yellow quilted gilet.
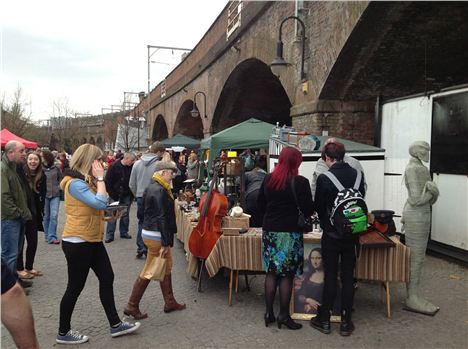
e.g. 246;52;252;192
61;176;105;242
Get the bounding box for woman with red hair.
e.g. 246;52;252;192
257;147;313;330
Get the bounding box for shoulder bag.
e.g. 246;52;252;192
291;177;312;232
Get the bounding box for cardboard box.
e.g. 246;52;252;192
222;216;249;229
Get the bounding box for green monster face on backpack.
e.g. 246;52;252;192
343;205;367;234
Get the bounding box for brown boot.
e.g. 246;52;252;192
160;273;186;313
124;277;150;319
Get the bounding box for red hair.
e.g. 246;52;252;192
267;147;302;191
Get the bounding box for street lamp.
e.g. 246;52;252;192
270;16;306;80
147;45;191;94
190;91;207;118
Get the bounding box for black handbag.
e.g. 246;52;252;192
291;177;312;232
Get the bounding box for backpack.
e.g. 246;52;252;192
323;170;368;236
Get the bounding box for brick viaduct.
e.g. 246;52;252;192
133;1;468;146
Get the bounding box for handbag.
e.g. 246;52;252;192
291;177;312;232
142;255;167;281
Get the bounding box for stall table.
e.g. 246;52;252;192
175;204;410;317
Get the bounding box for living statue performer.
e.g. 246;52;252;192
402;141;440;315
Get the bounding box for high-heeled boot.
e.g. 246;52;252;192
310;306;331;334
264;312;276;327
124;277;150;319
340;309;355;336
160;273;186;313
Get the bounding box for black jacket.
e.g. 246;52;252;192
315;162;366;239
257;174;314;232
142;180;177;247
105;160;133;201
16;166;46;229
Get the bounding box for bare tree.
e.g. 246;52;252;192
1;86;34;137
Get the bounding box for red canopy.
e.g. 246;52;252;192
1;129;38;148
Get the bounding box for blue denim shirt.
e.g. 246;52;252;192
68;179;108;210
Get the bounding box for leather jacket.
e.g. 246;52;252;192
142;180;176;247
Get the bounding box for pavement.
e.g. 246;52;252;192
2;203;467;349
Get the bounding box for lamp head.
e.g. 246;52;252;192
190;104;200;118
270;41;287;77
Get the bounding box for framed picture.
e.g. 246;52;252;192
290;237;341;322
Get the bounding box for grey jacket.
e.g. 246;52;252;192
129;153;161;198
43;165;63;198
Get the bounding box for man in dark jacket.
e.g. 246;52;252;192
105;152;136;242
1;141;32;281
311;141;365;337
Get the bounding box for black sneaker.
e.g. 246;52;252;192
105;238;114;243
120;234;132;239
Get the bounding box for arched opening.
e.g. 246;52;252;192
173;100;204;139
212;58;291;133
152;114;169;141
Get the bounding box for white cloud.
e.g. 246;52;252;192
1;0;228;120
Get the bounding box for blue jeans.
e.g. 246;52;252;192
105;194;132;240
136;197;147;254
43;196;60;243
1;219;24;275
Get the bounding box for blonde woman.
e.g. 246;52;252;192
57;144;140;345
124;161;185;319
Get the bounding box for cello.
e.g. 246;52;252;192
188;162;228;261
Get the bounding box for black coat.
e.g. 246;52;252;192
315;162;366;239
142;181;177;247
16;166;46;230
257;174;314;232
105;160;133;201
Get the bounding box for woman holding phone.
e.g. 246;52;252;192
56;144;140;345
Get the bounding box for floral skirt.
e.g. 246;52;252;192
262;231;304;277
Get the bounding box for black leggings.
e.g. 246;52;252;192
17;219;38;271
59;241;120;334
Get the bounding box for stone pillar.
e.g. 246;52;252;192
290;99;375;145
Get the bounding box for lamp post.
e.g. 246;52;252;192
147;45;191;94
190;91;207;118
270;16;306;80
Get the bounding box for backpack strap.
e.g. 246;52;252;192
322;171;345;191
353;170;362;190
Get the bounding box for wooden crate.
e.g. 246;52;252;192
222;216;249;229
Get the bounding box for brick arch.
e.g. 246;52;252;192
212;58;291;133
320;2;468;101
173;100;204;139
152;114;168;141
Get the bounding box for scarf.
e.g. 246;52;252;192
152;173;174;200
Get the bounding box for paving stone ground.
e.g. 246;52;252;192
2;204;467;349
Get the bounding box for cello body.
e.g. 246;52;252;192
189;179;228;259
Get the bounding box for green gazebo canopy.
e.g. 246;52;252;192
201;118;274;170
162;134;200;148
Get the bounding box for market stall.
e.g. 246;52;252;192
0;128;38;148
200;118;273;172
175;204;409;317
269;136;386;212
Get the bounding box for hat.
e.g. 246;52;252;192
154;161;177;172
